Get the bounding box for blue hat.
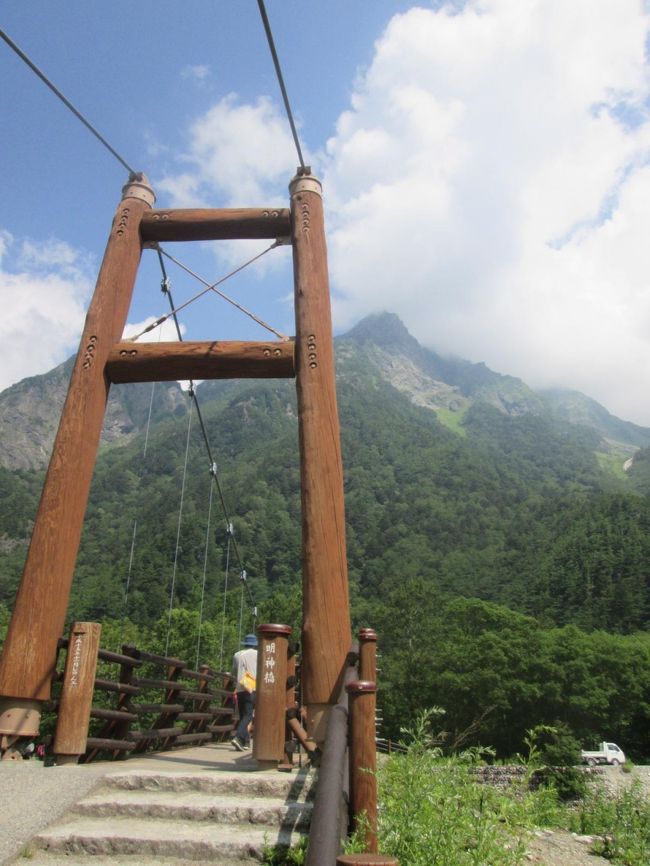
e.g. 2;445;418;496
243;634;258;648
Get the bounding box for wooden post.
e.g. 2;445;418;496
253;624;291;767
346;680;378;853
359;629;378;682
290;171;351;743
53;622;101;764
279;640;298;770
0;175;155;742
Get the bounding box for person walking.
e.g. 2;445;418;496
231;633;258;751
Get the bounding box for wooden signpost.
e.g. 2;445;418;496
53;622;102;763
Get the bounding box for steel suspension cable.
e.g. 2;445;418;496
256;1;306;171
1;28;136;175
127;243;287;343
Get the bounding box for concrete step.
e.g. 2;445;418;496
73;788;312;828
31;815;298;861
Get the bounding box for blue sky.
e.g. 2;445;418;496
3;1;650;424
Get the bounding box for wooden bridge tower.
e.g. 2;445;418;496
0;170;351;756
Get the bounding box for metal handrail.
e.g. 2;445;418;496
305;652;359;866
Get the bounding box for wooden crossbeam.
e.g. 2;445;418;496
106;340;295;383
140;208;291;243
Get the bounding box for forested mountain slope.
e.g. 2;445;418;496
4;312;650;756
2;312;650;633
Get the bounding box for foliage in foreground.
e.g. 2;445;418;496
352;711;650;866
346;711;559;866
571;780;650;866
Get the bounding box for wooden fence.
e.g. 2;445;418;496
49;631;235;763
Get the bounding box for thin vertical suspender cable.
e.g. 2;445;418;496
218;527;233;672
165;396;194;657
195;470;215;669
154;251;258;655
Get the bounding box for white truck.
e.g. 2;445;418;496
581;742;626;766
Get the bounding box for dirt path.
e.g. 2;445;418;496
525;765;650;865
525;829;610;865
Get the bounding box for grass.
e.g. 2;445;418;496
435;406;468;436
569;779;650;866
343;713;650;866
595;449;632;482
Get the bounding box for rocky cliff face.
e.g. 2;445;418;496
0;357;187;471
2;312;650;472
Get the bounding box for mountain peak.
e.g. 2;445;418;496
344;312;419;351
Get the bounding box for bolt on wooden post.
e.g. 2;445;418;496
346;680;379;854
290;171;351;743
53;622;102;764
253;624;291;768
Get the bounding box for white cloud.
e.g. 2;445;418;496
156;93;298;276
0;232;93;391
322;0;650;424
157;93;300;207
122;316;186;343
181;64;210;83
129;1;650;424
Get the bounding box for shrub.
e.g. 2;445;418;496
354;709;556;866
522;723;587;801
570;779;650;866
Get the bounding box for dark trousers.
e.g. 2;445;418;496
235;690;256;744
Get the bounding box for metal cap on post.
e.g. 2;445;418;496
254;624;292;769
121;172;156;207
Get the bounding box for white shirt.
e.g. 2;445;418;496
232;647;257;691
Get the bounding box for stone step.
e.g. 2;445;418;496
17;855;252;866
32;815;301;862
73;789;312;828
103;768;315;800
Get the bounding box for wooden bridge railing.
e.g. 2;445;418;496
306;628;399;866
48;622;395;863
49;628;235;763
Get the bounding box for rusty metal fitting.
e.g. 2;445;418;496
289;172;322;198
121;172;156;207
